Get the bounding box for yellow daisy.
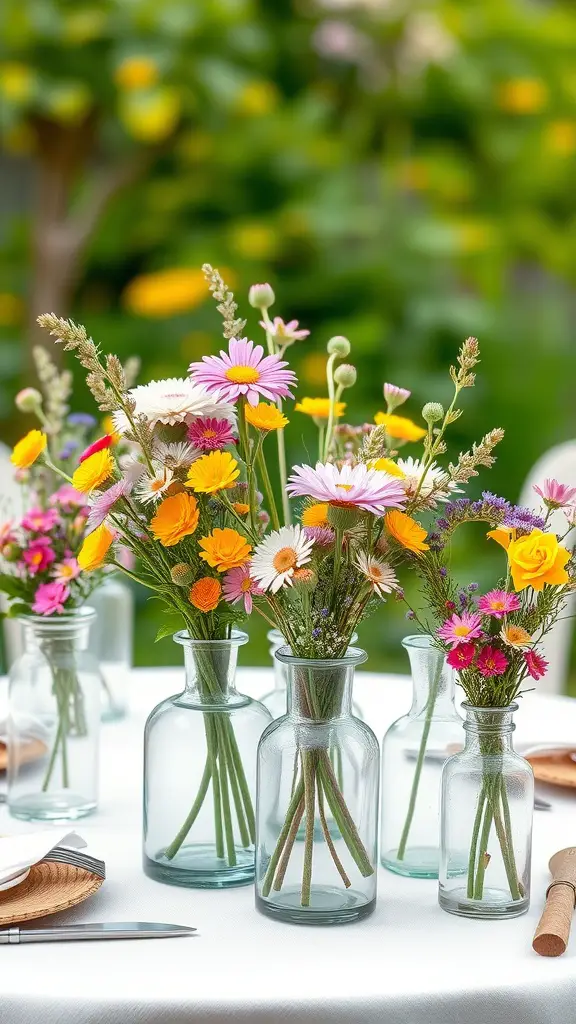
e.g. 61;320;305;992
185;450;240;494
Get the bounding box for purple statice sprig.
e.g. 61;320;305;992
431;492;545;550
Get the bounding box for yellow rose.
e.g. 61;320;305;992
507;529;570;592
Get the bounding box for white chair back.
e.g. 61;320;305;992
519;440;576;695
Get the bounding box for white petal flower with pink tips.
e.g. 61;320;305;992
287;462;407;516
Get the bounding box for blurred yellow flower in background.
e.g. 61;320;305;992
63;9;107;45
236;80;279;116
374;413;426;442
300;353;328;386
123;268;208;318
295;397;346;421
229;222;277;260
115;56;159;91
497;78;547;114
545;120;576;155
119;88;180;142
46;82;92;124
10;430;46;469
0;293;24;326
0;62;35;102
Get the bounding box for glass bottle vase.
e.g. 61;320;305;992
439;703;533;919
89;574;133;722
143;630;271;888
256;647;379;925
380;635;463;878
260;629;362;720
7;608;101;822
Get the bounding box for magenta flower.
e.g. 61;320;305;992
86;478;133;534
524;650;549;680
384;382;411;411
52;558;81;584
533;478;576;509
189;337;297;407
49;485;88;513
32;581;70;615
477;589;521;620
287;462;407;516
187;417;236;452
21;507;59;533
23;537;56;576
446;643;476;669
222;564;263;614
476;645;509;677
438;611;484;648
303;526;336;548
79;435;113;464
259;317;310;347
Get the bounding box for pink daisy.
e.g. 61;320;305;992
533;478;576;509
49;485;88;512
287;461;407;516
476;645;508;677
189;337;297;407
438;611;484;648
52;557;81;584
303;526;336;548
86;478;134;534
187;417;236;452
222;564;263;614
79;435;114;464
524;650;549;681
446;643;476;669
477;589;521;620
23;537;56;576
259;317;310;346
21;507;59;533
32;580;70;616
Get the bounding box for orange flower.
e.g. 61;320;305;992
198;528;252;572
150;492;199;547
189;576;221;612
232;502;250;515
10;429;47;469
374;413;426;442
507;529;570;592
72;448;114;494
185;450;239;493
245;402;288;431
385;510;429;553
78;524;115;571
301;503;329;528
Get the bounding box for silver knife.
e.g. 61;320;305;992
0;922;197;944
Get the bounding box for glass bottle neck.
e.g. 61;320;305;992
403;637;456;716
23;615;93;653
462;705;517;753
280;654;366;721
176;633;247;706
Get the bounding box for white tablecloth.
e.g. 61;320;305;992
2;666;576;1024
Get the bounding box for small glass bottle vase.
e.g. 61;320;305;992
143;630;271;888
261;629;361;720
256;647;379;925
89;574;133;722
7;608;101;822
380;635;463;878
439;703;533;919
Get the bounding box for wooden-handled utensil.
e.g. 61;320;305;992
533;848;576;957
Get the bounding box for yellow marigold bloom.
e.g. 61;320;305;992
72;449;114;494
114;56;159;91
374;413;426;442
150;492;199;547
301;503;330;528
546;120;576;155
189;576;221;613
368;458;406;478
0;62;35;102
507;529;570;592
78;524;115;572
10;430;47;469
119;88;180;143
295;397;346;421
500;625;532;649
385;510;429;554
487;526;516;551
497;78;547;114
198;528;252;573
123;267;207;318
185;451;240;494
244;402;288;431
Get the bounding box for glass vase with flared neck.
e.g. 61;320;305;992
143;630;271;888
380;635;464;878
439;703;533;919
255;646;379;925
260;629;362;720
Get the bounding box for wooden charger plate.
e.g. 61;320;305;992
0;860;103;925
0;738;47;772
526;749;576;790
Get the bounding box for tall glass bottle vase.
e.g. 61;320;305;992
7;608;101;822
439;704;533;919
256;647;379;925
143;630;271;888
261;629;362;720
380;635;463;878
89;574;133;722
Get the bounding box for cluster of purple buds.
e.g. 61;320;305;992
433;493;545;549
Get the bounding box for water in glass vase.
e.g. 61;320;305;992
256;647;379;925
380;635;464;879
439;703;533;919
7;608;101;822
143;630;271;888
260;629;362;721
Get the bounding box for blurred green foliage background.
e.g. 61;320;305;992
0;0;575;678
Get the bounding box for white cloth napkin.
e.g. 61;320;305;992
0;831;86;889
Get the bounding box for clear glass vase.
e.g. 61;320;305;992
380;635;463;878
143;630;271;889
89;574;133;722
439;703;533;919
7;608;101;822
255;647;379;925
261;629;362;720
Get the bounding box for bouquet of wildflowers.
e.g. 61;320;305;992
407;481;576;902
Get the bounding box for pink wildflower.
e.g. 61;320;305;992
187;417;236;452
533;479;576;509
23;537;56;576
524;650;549;681
189;337;297;407
477;589;521;620
21;507;59;533
52;558;81;584
446;643;476;669
476;645;509;677
222;564;263;614
32;581;70;615
438;611;484;648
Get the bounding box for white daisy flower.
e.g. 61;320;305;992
250;525;315;594
354;552;399;599
396;456;460;505
112;378;236;434
135;463;174;504
152;439;200;470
